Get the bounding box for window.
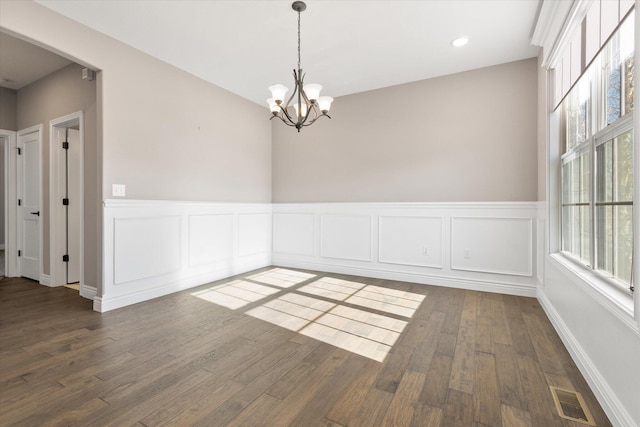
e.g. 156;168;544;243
562;148;591;264
596;126;633;284
561;13;635;292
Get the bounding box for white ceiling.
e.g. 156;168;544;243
29;0;541;105
0;32;72;90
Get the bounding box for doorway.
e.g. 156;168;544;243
50;112;83;288
17;125;43;282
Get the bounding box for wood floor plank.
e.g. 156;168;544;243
407;311;446;373
516;354;560;427
40;397;109;427
473;352;501;427
489;295;512;345
374;344;414;393
411;403;443;427
144;380;244;425
191;343;335;426
381;370;426;427
500;403;533;427
0;270;612;427
522;312;567;376
325;359;382;426
286;355;369;427
448;290;477;394
503;295;538;358
420;351;453;407
442;388;474;427
475;315;494;354
101;368;215;427
2;375;104;426
224;393;281;427
349;387;395;427
258;348;351;426
435;331;457;356
495;343;528;411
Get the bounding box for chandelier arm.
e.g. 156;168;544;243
278;103;296;125
297;76;304;125
303;106;324;127
298;101;317;127
273;114;298;127
282;69;299;110
302;110;333;127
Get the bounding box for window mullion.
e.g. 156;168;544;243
590;138;596;269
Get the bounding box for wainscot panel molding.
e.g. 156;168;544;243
450;217;533;276
97;199;272;312
272;202;540;297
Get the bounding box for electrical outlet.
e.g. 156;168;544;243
464;248;471;259
112;184;126;197
422;247;430;256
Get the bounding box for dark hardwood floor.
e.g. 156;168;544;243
0;267;611;426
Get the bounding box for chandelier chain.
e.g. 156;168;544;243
297;9;301;71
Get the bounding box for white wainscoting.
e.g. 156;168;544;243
273;202;540;297
96;200;272;312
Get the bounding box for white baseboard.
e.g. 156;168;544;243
537;289;635;427
79;284;97;300
273;258;537;297
94;256;269;312
39;274;51;286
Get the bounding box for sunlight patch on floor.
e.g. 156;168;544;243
247;268;316;288
191;279;280;309
191;268;425;362
300;280;425;318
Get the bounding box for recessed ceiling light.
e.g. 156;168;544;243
451;37;469;47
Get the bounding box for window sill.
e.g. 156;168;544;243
549;253;637;332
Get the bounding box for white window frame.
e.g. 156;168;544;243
557;13;635;310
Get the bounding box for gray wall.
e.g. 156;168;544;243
0;86;17;252
0;87;17;131
2;1;273;293
0;86;17;250
273;58;538;202
537;53;547;201
17;63;97;282
1;1;272;204
0;137;4;246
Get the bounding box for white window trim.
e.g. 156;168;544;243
551;12;637;328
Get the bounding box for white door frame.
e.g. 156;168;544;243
50;111;84;289
0;129;18;277
17;124;44;283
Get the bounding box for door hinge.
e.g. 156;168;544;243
62;141;69;150
16;147;21;155
17;199;21;206
63;254;69;262
63;198;69;206
18;250;21;257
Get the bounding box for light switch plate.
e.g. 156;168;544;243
112;184;126;197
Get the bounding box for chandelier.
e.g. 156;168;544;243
267;1;333;132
